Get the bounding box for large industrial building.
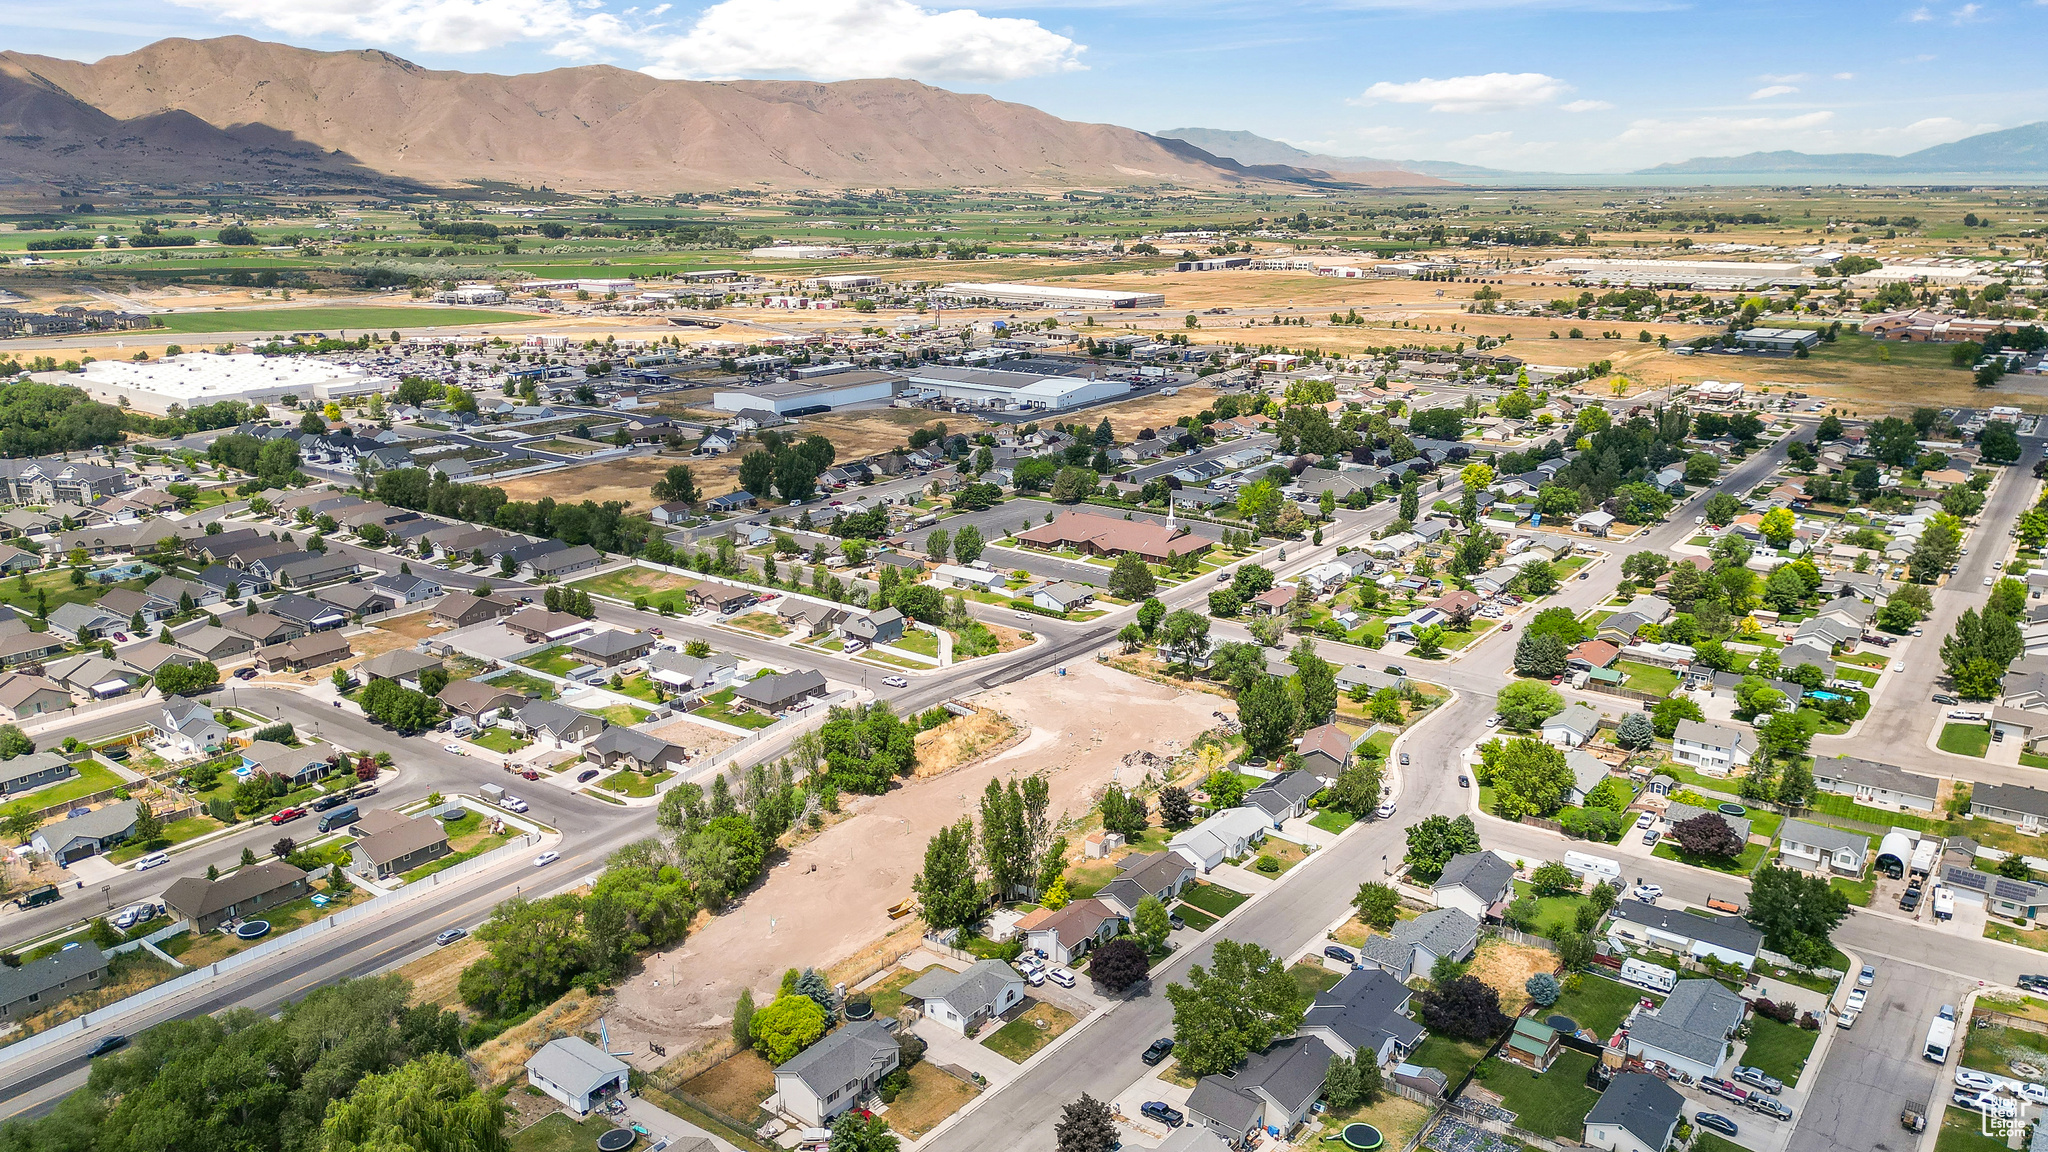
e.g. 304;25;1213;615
933;283;1167;310
712;370;902;416
903;365;1130;412
66;353;392;416
1536;258;1807;291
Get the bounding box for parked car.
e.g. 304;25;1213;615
234;667;259;680
269;807;305;826
1169;914;1186;930
1457;774;1469;788
1955;1091;2018;1119
1859;965;1876;987
1141;1038;1175;1065
1900;888;1922;911
442;743;464;755
577;769;601;783
1634;812;1655;830
1048;967;1077;988
883;676;909;688
1846;989;1868;1013
1400;753;1410;766
436;928;468;947
1747;1095;1794;1121
1140;1102;1184;1128
1324;945;1357;966
1374;801;1396;819
1631;884;1662;903
1641;828;1661;847
1383;665;1406;676
1734;1066;1783;1094
1695;1113;1739;1137
1956;1069;1996;1093
2019;974;2048;993
1701;1078;1749;1105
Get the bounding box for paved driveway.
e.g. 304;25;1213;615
1786;958;1963;1152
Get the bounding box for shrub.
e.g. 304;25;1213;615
1752;998;1797;1024
1256;855;1281;874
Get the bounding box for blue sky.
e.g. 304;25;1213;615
10;0;2046;170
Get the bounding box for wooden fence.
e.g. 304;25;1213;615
1976;1010;2048;1037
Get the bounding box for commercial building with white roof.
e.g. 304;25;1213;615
932;282;1166;309
904;365;1129;411
68;353;392;415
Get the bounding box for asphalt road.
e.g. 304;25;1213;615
1785;958;1959;1152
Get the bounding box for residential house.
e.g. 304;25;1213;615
434;591;519;628
0;751;73;798
0;944;106;1021
0;674;71;723
904;959;1027;1035
1777;819;1869;876
736;669;828;713
1020;899;1125;966
1973;783;2048;831
95;587;173;625
1098;852;1197;918
568;629;654;668
1811;755;1939;812
155;696;228;756
357;649;443;691
843;608;906;647
348;810;452;878
525;545;604;581
254;631;351;674
1584;1072;1687;1152
0;631;66;668
1565;750;1617;807
1186;1037;1333;1143
1295;723;1354;777
164;861;310;934
240;739;340;786
525;1037;631;1116
42;654;144;701
931;564;1007;593
685;582;759;615
1606;902;1761;967
1596;612;1652;645
190;564;264;599
772;1020;899;1128
438;679;530;726
1243;771;1322;827
369;571;442;604
264;593;348;632
224;612;304;647
1567;640;1621;671
1357;908;1481;982
1031;583;1096;614
1671;720;1750;775
32;800;138;864
45;601;123;643
505;608;593;645
1300;968;1425;1067
516;699;607;747
1779;642;1837;680
1431;851;1515;920
1575;510;1616;536
1169;808;1272;872
647;650;739;692
1543;703;1601;748
121;640;194;677
582;728;689;774
1620;979;1746;1081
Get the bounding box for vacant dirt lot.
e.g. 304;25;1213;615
1095;386;1224;439
605;658;1229;1063
496;454;730;513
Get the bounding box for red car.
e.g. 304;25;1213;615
269;807;305;825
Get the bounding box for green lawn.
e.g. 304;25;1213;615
609;673;667;704
467;727;531;754
1741;1017;1819;1085
1940;723;1992;758
1831;875;1876;906
1509;881;1594;941
1653;839;1766;876
10;759;126;812
107;815;223;862
1801;792;1948;834
597;769;672;798
482;670;556;699
892;628;941;658
0;571;147;619
581;703;653;727
156;305;531;334
1548;972;1652;1039
1614;661;1679;698
509;1112;609;1152
687;689;779;730
1289;960;1343;1001
1170;903;1218;931
1833;666;1880;689
1409;1034;1488;1086
980;1001;1077;1062
1309;808;1357;835
1179;881;1250;918
515;645;581;677
864;970;920;1019
1475;1049;1603;1139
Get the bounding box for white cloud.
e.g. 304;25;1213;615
1757;72;1809;83
1450;130;1514;149
1615;110;1836;156
1951;2;1983;20
641;0;1082;80
1748;84;1799;99
1832;71;1856;79
1905;5;1933;19
164;0;1083;81
1355;72;1570;113
1560;99;1613;112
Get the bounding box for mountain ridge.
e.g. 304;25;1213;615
1636;122;2048;173
1154;127;1512;179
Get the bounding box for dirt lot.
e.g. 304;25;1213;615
495;454;732;513
606;658;1228;1063
1468;937;1559;1016
348;609;449;660
645;715;744;761
1093;386;1224;440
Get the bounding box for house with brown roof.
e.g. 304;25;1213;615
1428;590;1483;624
348;810;452;878
434;591;519;628
439;679;530;724
505;608;592;644
1021;898;1126;965
1014;510;1213;564
0;673;70;723
255;631;351;674
1250;586;1297;616
164;861;310;933
1568;639;1621;670
1296;723;1354;777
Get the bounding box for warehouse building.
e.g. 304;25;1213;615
903;365;1129;412
66;353;391;416
933;282;1166;310
1536;258;1806;291
713;371;902;416
1731;327;1821;353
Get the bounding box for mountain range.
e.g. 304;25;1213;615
0;37;1443;192
1634;122;2048;174
1154;128;1509;179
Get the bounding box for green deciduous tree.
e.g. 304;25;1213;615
751;993;828;1064
1164;940;1306;1076
1488;737;1575;821
1404;813;1481;879
322;1053;507;1152
914;817;982;936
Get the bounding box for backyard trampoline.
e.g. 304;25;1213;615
596;1129;636;1152
1326;1123;1384;1149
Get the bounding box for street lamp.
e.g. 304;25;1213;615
1381;854;1388;877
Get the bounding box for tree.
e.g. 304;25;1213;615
914;818;982;935
1651;695;1705;738
1417;975;1510;1041
1513;629;1570;679
1869;415;1920;466
953;524;985;565
1410;625;1445;658
733;988;756;1048
1133;895;1173;951
796;967;835;1016
1733;676;1786;718
830;1112;901;1152
1290;639;1338;725
685;815;766;908
1136;597;1166;638
1583;777;1633;811
459;894;586;1017
1050;466;1098;503
652;464;701;506
153;660;220;696
1614;711;1655;750
1159;785;1194;828
1055;1093;1119;1152
1404;814;1481;878
1983;421;2022;465
1747;864;1851;961
1326;760;1387;818
1157;609;1213;677
1353;881;1401;929
1529;860;1580;896
1489;738;1574;820
1526;972;1562;1007
1089;938;1151;993
1671;812;1743;858
1107;551;1157;600
1324;1053;1383;1109
1758;507;1796;548
1203;768;1252;809
1703;491;1741;527
0;725;34;760
322;1053;508;1152
2000;853;2035;881
1239;674;1299;758
1496;681;1564;729
751;993;828;1063
1164;940;1306;1075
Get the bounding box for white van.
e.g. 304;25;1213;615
135;851;170;871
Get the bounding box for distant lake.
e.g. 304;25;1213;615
1451;171;2048;188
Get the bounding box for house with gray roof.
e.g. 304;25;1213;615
526;1036;630;1115
1619;979;1746;1081
1300;968;1425;1067
0;943;106;1020
1973;783;2048;830
1169;807;1271;873
164;861;309;934
358;648;443;691
843;607;906;646
1543;703;1601;748
1779;642;1838;679
1812;755;1938;812
1244;770;1321;826
32;800;138;865
648;650;739;691
1777;818;1869;877
1564;749;1614;806
1671;719;1749;775
44;601;121;642
516;698;607;748
1186;1036;1333;1143
0;751;73;798
155;696;228;757
1098;852;1196;918
568;628;654;668
582;728;689;774
1584;1071;1686;1152
772;1019;900;1127
736;669;828;713
904;959;1026;1035
1432;851;1515;920
1606;902;1761;967
1358;907;1481;982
